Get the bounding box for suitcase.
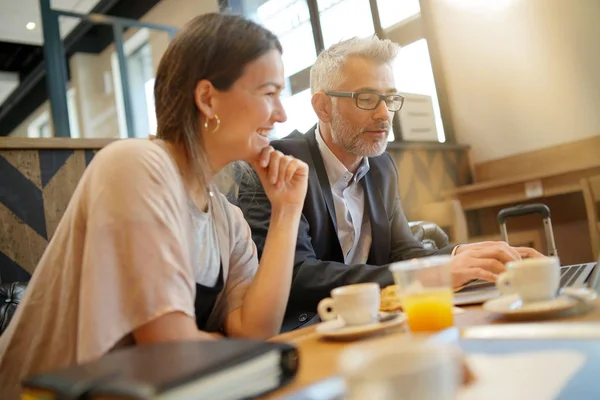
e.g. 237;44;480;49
497;203;558;257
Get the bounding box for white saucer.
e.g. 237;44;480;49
454;286;501;306
316;313;406;341
482;289;596;319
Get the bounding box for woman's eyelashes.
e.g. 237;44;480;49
262;85;284;98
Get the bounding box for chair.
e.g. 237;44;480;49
408;221;450;250
581;175;600;257
414;200;469;244
0;282;28;336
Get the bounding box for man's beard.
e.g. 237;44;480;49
330;112;390;158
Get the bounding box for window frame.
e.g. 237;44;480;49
223;0;455;144
111;28;155;139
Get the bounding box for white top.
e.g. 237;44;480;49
0;139;258;400
315;126;372;264
189;198;221;286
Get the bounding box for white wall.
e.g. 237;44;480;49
428;0;600;163
142;0;219;72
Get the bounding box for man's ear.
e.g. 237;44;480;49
194;80;216;118
312;92;333;123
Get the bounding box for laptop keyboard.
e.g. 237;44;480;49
560;264;586;287
459;263;596;293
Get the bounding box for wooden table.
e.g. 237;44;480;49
262;300;600;399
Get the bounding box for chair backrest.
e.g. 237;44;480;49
581;175;600;257
0;282;28;336
415;200;469;244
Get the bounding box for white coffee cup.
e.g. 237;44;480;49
341;339;462;400
317;283;380;326
496;256;560;303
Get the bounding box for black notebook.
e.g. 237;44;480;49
22;339;299;400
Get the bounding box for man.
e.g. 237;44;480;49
237;36;542;332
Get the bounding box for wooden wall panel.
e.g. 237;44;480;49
0;142;471;282
0;148;94;283
43;151;88;239
388;147;472;220
474;135;600;182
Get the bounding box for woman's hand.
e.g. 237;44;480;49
251;146;308;210
227;147;308;339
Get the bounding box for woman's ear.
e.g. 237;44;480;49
312;92;333;123
194;80;215;118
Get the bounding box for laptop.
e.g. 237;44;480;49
454;253;600;305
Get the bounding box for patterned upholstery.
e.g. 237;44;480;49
0;145;466;335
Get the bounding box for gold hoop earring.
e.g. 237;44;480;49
212;114;220;133
203;114;221;133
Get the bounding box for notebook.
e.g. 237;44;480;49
21;339;299;400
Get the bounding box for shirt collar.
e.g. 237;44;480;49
315;124;370;187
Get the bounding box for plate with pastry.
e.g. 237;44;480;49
380;285;465;315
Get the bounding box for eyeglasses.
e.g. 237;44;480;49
324;91;405;112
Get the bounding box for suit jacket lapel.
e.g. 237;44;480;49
362;166;390;264
305;127;338;233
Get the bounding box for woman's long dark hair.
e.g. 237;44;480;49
154;13;282;188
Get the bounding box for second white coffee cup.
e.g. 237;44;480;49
496;256;560;303
317;283;380;326
341;339;462;400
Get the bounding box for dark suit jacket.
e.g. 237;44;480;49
237;125;453;331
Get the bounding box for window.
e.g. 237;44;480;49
38;121;51;138
232;0;319;138
27;111;51;138
225;0;452;143
111;28;157;138
318;0;374;48
272;88;317;138
67;87;81;138
25;87;81;138
392;39;445;142
126;42;155;138
255;0;317;76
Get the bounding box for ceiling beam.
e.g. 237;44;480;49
0;0;161;137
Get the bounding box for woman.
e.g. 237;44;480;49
0;13;307;399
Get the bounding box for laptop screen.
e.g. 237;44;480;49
588;253;600;293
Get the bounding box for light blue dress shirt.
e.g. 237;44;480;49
315;126;372;265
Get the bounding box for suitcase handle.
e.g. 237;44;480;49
497;203;557;257
497;203;551;225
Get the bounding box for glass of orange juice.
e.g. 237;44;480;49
389;256;454;333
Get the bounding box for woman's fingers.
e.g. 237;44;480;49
284;158;298;183
266;150;283;185
258;146;274;168
252;148;308;205
276;155;293;188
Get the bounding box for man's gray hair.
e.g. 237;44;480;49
310;36;400;95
